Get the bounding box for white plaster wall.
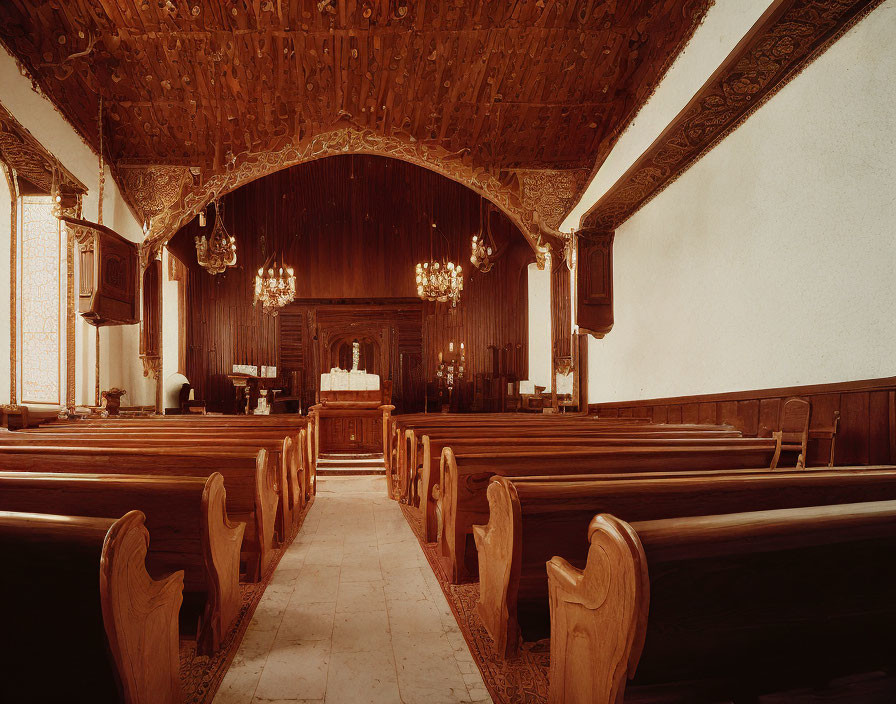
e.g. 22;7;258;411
527;260;552;388
562;0;775;230
0;44;153;406
161;247;180;387
0;174;10;403
589;1;896;402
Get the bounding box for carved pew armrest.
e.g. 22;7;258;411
547;514;649;704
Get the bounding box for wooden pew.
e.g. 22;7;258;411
387;414;653;489
397;421;739;502
0;471;244;655
547;501;896;704
439;442;779;582
1;509;183;704
43;414;304;427
0;445;276;581
475;467;896;657
416;434;751;535
408;427;745;508
2;429;304;540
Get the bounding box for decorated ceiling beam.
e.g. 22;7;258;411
0;100;86;197
581;0;887;231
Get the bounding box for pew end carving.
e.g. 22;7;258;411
473;479;523;658
547;513;648;704
199;474;246;655
100;510;184;704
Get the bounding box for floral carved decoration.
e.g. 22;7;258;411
140;126;583;257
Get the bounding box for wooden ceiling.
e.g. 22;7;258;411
0;0;711;238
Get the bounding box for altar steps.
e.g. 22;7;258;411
317;453;386;476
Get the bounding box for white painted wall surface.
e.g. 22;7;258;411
0;44;153;406
527;260;552;388
161;247;181;388
0;174;10;403
589;1;896;402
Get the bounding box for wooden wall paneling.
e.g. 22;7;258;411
840;391;871;466
652;406;667;424
717;401;739;430
868;391;891;465
167;156;531;412
758;399;782;438
681;403;699;424
697;402;717;425
737;400;761;436
591;377;896;469
890;391;896;464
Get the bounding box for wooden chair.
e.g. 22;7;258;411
771;397;811;469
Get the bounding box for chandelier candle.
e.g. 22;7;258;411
254;262;296;316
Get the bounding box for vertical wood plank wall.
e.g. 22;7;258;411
590;377;896;466
167;155;532;411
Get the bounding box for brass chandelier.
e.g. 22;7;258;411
254;254;296;316
470;198;495;273
415;206;463;307
415;259;463;307
195;199;237;274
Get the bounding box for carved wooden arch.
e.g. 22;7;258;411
133;126;570;262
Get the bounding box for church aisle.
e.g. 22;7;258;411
214;475;492;704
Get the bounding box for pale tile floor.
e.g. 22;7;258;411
214;475;493;704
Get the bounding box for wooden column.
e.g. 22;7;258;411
550;250;573;411
140;257;162;412
577;332;589;413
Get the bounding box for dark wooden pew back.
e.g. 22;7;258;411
0;510;183;704
0;429;303;540
547;501;896;703
438;441;779;581
0;445;276;581
475;466;896;657
0;471;244;655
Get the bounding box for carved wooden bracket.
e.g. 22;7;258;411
575;229;614;339
0;100;86;198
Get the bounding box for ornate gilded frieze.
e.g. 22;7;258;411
518;169;590;233
118;165;190;221
140;127;569;257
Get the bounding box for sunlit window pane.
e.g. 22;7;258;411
19;196;62;405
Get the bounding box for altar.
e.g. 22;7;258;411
308;341;393;458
